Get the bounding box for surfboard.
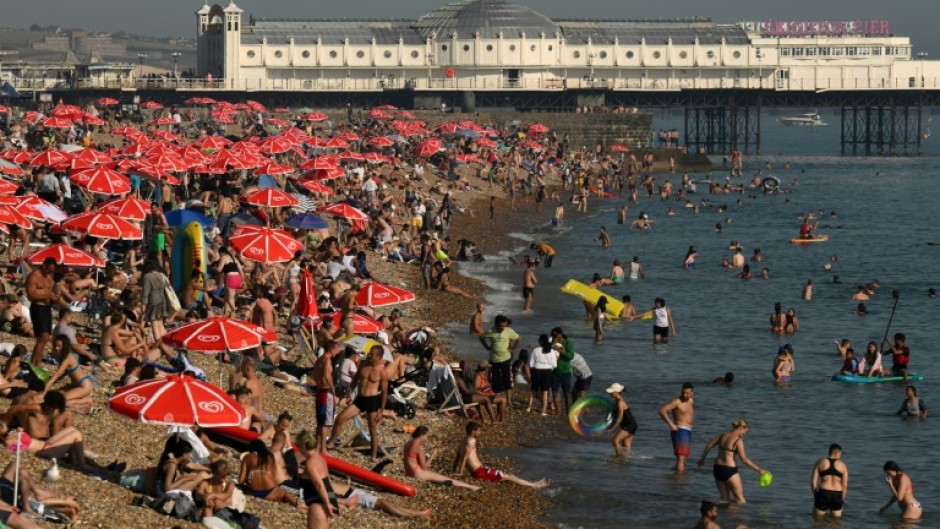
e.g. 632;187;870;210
831;374;924;383
789;235;829;244
205;425;416;497
560;279;624;317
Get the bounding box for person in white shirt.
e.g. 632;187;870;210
528;334;558;416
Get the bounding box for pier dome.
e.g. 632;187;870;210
414;0;559;39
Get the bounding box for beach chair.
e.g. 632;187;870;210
427;363;478;418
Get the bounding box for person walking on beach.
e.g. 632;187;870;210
879;461;922;519
643;298;676;344
550;327;575;414
659;382;694;472
480;315;520;396
25;258;57;363
606;383;637;458
522;261;537;311
329;346;388;462
469;303;485;335
453;422;550;488
697;419;768;504
811;444;849;518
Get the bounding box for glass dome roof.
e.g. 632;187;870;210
414;0;559;39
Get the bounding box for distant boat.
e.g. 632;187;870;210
779;112;827;127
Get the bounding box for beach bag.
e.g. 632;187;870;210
150;491;199;522
164;276;182;312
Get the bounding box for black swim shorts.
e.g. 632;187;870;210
353;393;382;414
814;489;844;512
29;304;52;335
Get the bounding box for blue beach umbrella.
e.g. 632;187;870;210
285;213;330;230
165;209;214;228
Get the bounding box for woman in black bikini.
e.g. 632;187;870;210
238;439;303;511
697;419;767;504
295;430;339;528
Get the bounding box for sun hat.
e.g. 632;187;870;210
606;383;624;394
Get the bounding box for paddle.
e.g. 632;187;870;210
881;290;901;350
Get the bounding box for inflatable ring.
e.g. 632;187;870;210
761;176;781;192
568;395;616;436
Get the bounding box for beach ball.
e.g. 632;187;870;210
759;471;773;487
568;395;616;436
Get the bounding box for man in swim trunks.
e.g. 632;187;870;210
659;383;694;472
26;258;59;364
522;261;537;311
314;341;340;452
329;345;388;462
453;422;550;488
883;332;911;380
811;444;848;518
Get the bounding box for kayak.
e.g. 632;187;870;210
831;374;924;383
790;235;829;244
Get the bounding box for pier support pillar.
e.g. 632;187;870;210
683;104;760;155
841;104;922;155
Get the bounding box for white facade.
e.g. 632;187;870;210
195;0;940;92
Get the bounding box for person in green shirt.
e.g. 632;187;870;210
550;327;575;414
479;315;520;396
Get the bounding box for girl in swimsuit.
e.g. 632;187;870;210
880;461;922;519
295;430;337;528
194;460;234;519
401;426;479;490
697;419;767;504
44;336;94;413
238;439;302;510
606;383;637;458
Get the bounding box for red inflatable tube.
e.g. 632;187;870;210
206;426;416;497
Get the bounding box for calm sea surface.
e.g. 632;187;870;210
441;108;940;529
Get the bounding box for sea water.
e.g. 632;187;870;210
444;109;940;528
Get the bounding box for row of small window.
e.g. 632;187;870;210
247;48;741;60
779;46;910;57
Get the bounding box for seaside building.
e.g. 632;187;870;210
195;0;939;92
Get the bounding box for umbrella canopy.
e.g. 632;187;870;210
318;203;369;221
163;317;277;352
41;117;74;129
356;282;416;308
15;196;67;223
29;150;71;168
258;136;294;155
368;136;395;148
416;139;443;158
98;196;151;221
109;374;246;427
140;101;163;110
70;167;132;195
301;112;328;122
305;167;345;181
0;205;32;229
284;212;330;230
610;145;630;152
229;225;304;263
25;243;105;267
298;179;334;195
328;311;385;334
97;97;119;106
0;179;19;195
241;188;300;208
474;138;498;148
61;211;142;240
164;209;214;228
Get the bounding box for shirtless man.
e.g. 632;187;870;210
811;444;849;518
552;203;564;227
314;341;340;453
469;303;485;335
522;261;537;311
694;501;721;529
618;295;637;320
384;350;413;383
803;279;814;301
659;383;695;473
453;421;550;488
26;258;58;364
731;247;745;268
329;346;388;461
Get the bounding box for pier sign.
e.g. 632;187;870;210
740;20;891;37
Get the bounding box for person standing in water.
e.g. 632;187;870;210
697;419;767;504
643;298;676;344
684;246;697;270
659;382;694;472
469;303;485;336
606;383;637;459
628;256;644;280
879;461;922;520
811;443;849;518
522;261;537;312
593;297;608;343
595;227;610;248
896;386;928;419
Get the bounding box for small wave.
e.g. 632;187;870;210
506;232;536;242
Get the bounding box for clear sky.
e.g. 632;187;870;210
2;0;936;55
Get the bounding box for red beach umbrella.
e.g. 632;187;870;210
258;136;294;155
192;136;232;151
528;123;549;134
294;269;318;320
29;150;71;167
97;97;119;106
41;117;73;129
355;282;416;308
15;196;67;223
150;116;177;127
368;136;395;148
318;203;368;221
299;157;339;172
0;180;19;195
302;112;328;122
241;188;300;208
25;243;105;268
474;138;497;148
0;205;32;229
61;211;143;240
228;225;304;263
162;316;277;352
610;145;630;152
298;179;334;195
70;167;132;195
109;374;246;428
140;101;163;110
98;196;151;221
253;161;294;176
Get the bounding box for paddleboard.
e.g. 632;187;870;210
560;279;623;317
831;374;924;383
789;235;829;244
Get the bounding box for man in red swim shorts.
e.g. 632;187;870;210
454;421;550;489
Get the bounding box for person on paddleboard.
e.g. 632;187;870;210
799;214;818;239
